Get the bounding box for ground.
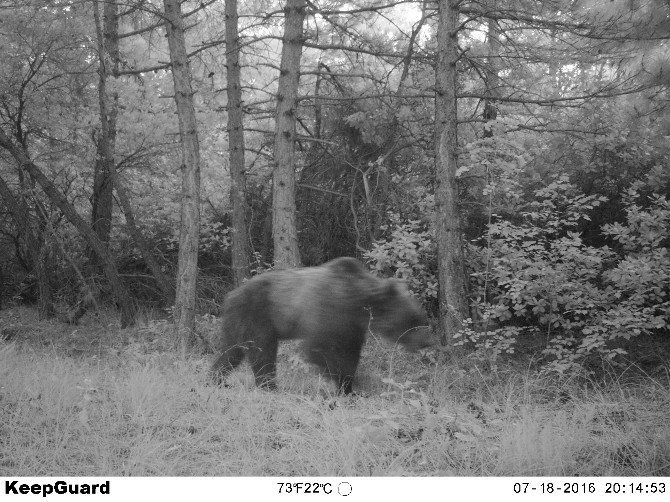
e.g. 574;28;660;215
1;306;669;476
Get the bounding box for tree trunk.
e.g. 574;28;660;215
163;0;202;353
483;13;500;138
0;130;135;327
91;0;119;253
35;242;56;318
225;0;251;286
272;0;305;269
434;0;469;344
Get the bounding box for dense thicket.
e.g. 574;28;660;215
0;0;667;371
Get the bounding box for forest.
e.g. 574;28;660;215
0;0;669;477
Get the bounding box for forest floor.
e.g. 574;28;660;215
1;306;669;476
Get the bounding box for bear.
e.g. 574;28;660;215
210;256;431;395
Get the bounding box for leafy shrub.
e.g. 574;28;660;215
364;211;438;309
599;187;669;339
469;175;669;373
249;251;273;276
364;178;438;310
199;220;231;255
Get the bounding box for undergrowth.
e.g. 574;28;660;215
1;307;669;476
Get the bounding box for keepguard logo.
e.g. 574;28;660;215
5;480;110;496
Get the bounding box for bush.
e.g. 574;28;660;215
599;187;669;341
469;176;669;373
364;211;438;310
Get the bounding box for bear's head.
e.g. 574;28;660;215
368;280;433;351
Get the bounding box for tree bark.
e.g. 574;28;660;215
483;12;501;138
0;130;135;327
225;0;251;286
434;0;470;344
34;237;55;318
272;0;305;269
163;0;202;353
91;0;119;252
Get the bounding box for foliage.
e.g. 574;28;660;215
453;317;521;361
468;174;669;373
364;182;438;308
0;0;668;376
199;220;231;256
600;187;670;338
249;251;273;277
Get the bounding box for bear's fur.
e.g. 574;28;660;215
210;257;431;394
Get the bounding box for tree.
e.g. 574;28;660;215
163;0;202;351
272;0;306;269
482;8;501;138
225;0;251;285
90;0;119;256
434;0;470;342
0;129;136;327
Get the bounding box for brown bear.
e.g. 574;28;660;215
210;257;431;395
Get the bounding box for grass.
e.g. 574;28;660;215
1;306;669;476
